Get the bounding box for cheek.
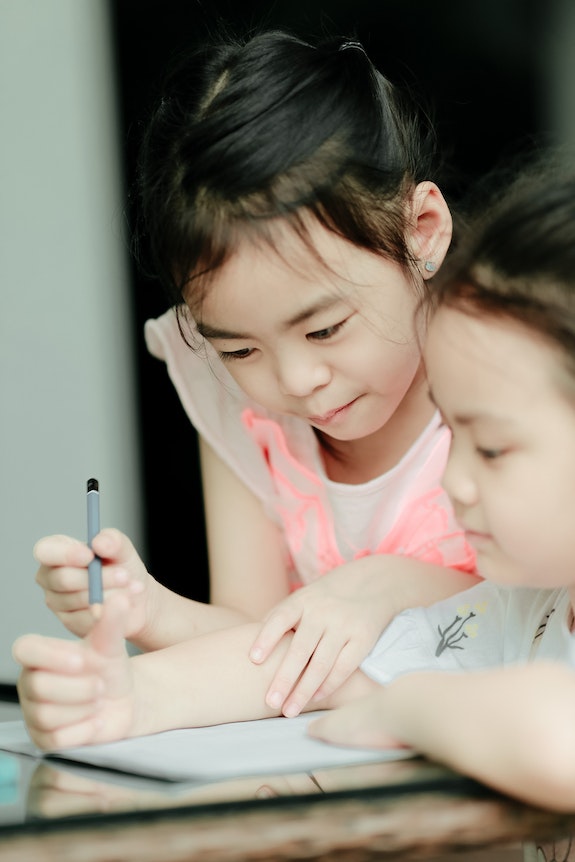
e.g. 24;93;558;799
356;337;422;391
490;493;574;581
222;362;264;398
226;364;284;410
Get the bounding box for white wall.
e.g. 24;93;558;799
0;0;142;681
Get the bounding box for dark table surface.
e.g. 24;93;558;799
1;741;575;862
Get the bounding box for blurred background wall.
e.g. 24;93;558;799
0;0;143;682
1;0;574;682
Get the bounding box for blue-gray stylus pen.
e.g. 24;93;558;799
87;478;103;616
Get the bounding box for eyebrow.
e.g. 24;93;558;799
196;294;344;340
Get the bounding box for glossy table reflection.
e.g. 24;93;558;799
1;747;575;862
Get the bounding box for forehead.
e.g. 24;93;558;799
424;307;571;415
225;218;385;285
194;216;411;325
187;218;353;317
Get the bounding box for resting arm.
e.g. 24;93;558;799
311;662;575;812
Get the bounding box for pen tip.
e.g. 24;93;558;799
91;603;103;620
87;478;99;493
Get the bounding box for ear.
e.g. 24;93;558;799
407;182;452;279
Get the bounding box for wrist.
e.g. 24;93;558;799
128;573;165;649
128;653;160;737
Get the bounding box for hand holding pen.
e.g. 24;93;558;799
32;499;148;640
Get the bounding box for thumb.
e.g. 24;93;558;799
87;594;129;660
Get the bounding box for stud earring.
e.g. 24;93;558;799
424;260;436;273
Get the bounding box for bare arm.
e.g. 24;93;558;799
310;662;575;811
136;439;292;647
198;436;291;616
13;592;377;750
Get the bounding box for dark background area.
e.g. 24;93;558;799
108;0;549;603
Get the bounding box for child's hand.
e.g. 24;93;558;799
249;558;388;717
34;530;151;640
13;594;136;750
307;691;405;749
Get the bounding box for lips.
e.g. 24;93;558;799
308;398;358;425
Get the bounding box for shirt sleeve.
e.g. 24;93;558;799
144;308;277;506
360;581;511;685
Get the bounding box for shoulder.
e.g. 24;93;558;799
143;308;320;503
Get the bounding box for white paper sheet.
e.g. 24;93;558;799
0;715;415;782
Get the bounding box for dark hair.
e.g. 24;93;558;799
428;155;575;377
133;28;443;328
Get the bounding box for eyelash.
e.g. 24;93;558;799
307;320;348;341
217;319;349;362
438;422;505;462
476;447;504;461
218;347;253;363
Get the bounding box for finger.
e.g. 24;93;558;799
42;567;134;609
12;635;85;674
41;583;89;608
249;604;302;664
306;708;354;745
264;624;323;710
26;713;107;752
287;642;365;717
22;699;103;735
90;528;139;568
87;594;130;660
18;670;103;705
35;531;140;588
281;635;343;717
33;536;93;568
309;640;363;702
307;697;404;749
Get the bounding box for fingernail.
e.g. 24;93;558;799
250;647;263;663
267;691;282;709
255;785;276;799
283;701;300;718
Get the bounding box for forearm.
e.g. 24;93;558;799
130;576;253;652
380;663;575;811
130;623;292;735
373;555;480;619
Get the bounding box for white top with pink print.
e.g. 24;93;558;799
145;308;476;588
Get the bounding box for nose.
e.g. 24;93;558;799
276;349;331;398
441;439;479;509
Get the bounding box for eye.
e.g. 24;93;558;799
476;447;504;461
218;347;254;362
308;318;349;342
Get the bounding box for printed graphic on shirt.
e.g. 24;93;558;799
533;609;555;643
435;602;487;657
